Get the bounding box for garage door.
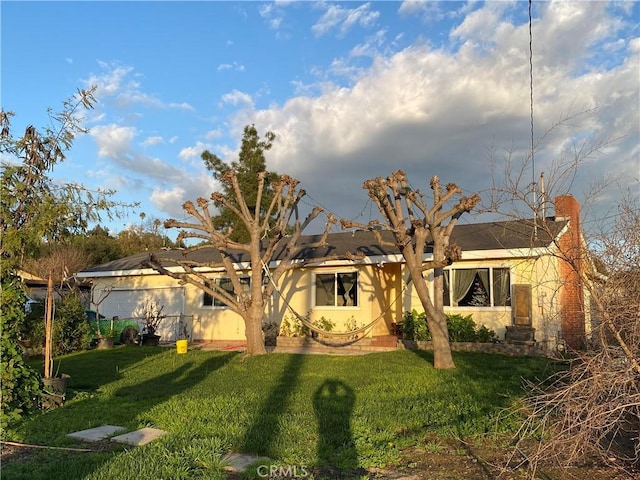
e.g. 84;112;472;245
97;286;185;341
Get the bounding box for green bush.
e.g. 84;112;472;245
279;314;309;337
20;294;91;355
399;311;498;343
401;310;431;341
22;300;46;352
447;314;477;342
1;278;42;430
53;294;92;355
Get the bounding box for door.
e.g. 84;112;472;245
512;284;532;326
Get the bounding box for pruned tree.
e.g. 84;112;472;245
341;170;480;369
146;132;362;355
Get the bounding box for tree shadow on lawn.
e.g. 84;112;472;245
3;350;237;480
113;351;237;402
409;349;549;434
27;346;168;391
238;353;307;458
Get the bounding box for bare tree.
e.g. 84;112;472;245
146;171;362;355
510;194;639;475
484;114;639;473
341;170;480;369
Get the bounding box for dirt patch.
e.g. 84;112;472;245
369;437;634;480
2;438;633;479
1;440;116;468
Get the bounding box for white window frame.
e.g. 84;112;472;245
312;270;359;309
443;267;511;308
202;276;251;309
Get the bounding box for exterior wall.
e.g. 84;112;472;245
88;229;584;350
89;262;400;343
403;255;565;351
271;263;400;338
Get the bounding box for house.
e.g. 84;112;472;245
75;195;592;351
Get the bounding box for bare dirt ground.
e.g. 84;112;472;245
2;438;635;480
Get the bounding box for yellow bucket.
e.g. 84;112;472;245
176;339;188;354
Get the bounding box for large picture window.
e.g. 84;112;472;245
443;268;510;307
203;277;250;307
315;272;358;307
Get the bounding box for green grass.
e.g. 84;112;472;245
2;347;555;479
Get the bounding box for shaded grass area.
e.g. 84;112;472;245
2;347;554;479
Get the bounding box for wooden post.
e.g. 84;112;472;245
44;273;54;378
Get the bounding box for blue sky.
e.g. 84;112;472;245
2;1;639;238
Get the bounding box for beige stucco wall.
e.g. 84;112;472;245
89;262;402;342
89;249;573;349
403;254;565;350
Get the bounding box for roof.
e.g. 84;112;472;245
78;217;568;275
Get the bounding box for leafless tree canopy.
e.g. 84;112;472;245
512;194;640;475
146;171;362;355
342;170;480;369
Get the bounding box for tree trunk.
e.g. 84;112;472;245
244;303;267;356
409;257;455;369
428;310;455;369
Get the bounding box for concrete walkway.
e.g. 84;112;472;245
67;425;166;446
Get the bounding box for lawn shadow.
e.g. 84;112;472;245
113;351;237;401
238;353;306;457
313;379;363;476
408;348;435;367
27;346;168;391
3;350;238;480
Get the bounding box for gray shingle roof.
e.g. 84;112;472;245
78;217;567;274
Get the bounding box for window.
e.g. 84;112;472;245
315;272;358;307
203;277;250;307
443;268;510;307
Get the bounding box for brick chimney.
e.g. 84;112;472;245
555;195;586;348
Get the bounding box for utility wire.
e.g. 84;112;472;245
529;0;537;237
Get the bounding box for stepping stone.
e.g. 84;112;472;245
67;425;125;442
222;452;270;473
111;427;166;446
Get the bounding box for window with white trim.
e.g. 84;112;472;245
315;272;358;307
203;277;250;307
443;268;510;307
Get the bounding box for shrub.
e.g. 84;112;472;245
20;294;91;355
401;310;431;341
312;316;335;333
399;311;498;343
1;278;42;429
279;315;309;337
53;294;92;355
447;314;477;342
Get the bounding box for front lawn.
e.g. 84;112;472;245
2;347;554;479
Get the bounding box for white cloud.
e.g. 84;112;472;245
142;136;164;147
91;124;137;158
220;89;255;108
178;141;211;161
85;62;194;111
150;172;218;219
205;129;223;140
312;2;380;38
236;2;638;225
217;61;246;72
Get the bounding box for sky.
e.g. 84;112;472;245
2;1;639;240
